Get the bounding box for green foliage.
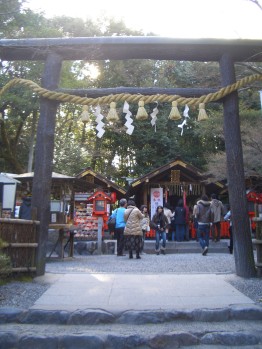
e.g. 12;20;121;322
0;239;12;276
0;3;261;186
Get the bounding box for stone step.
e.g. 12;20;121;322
144;240;230;254
1;306;262;348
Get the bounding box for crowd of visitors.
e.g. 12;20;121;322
108;193;230;259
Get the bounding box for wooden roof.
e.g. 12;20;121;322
130;158;205;189
1;37;262;62
11;172;96;192
127;157;225;196
76;167;126;196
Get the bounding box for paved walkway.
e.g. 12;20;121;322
33;272;254;312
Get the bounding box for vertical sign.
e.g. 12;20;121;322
150;188;163;219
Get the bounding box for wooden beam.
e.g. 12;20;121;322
0;37;262;62
58;87;219;99
7;243;38;247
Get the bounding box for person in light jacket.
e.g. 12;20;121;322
195;195;213;256
210;193;225;242
124;200;144;259
140;205;150;252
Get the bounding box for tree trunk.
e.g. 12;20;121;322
31;53;62;276
219;53;256;278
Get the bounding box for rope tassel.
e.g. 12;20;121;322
169;101;181;120
198;103;209;121
107;102;119;122
80;105;90;123
136;100;148;120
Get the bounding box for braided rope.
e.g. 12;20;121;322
0;74;261;107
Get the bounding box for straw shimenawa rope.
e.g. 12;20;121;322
0;74;261;107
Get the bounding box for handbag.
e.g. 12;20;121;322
107;209;117;231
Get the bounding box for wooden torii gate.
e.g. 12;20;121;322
1;37;262;277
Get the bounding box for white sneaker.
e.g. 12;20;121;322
202;246;208;256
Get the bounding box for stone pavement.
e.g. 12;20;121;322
1;272;262;348
31;272;254;312
1;250;262;348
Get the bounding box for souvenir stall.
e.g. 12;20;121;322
0;174;20;218
74;190;112;240
12;172;84;223
247;191;262;232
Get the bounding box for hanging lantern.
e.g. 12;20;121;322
80;105;90;123
169;101;182;120
136;100;148;120
107;101;119;122
197;103;209;121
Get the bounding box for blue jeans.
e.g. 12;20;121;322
155;230;166;251
198;224;210;249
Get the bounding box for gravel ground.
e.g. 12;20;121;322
0;253;262;309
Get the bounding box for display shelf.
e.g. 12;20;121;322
74;203;98;240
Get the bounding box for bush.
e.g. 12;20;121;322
0;238;12;276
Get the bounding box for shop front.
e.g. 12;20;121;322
127;157;226;240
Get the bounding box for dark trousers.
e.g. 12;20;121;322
115;227;125;255
229;226;233;253
211;221;221;241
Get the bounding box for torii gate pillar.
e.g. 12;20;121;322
220;53;256;277
31;52;62;276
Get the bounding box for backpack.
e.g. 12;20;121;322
107;209;118;231
107;216;116;231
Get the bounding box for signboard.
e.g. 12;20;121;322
150;188;163;219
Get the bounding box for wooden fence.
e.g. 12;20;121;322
0;218;40;273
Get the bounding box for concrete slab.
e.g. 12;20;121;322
31;273;254;312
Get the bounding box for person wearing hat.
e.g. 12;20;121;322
111;198;127;256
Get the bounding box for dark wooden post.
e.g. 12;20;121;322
220;53;256;278
32;53;62;276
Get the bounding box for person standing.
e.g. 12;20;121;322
164;203;174;240
210;193;225;242
174;199;186;242
140;205;150;252
151;206;169;255
195;195;213;256
193;199;200;240
184;204;190;241
224;207;233;254
111;198;127;256
19;193;32;220
124;200;144;259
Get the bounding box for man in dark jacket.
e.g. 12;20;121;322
19;196;32;220
195;194;213;256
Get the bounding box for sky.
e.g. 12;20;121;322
24;0;262;39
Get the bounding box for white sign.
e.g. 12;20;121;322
150;188;163;219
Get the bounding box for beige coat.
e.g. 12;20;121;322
124;205;144;236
